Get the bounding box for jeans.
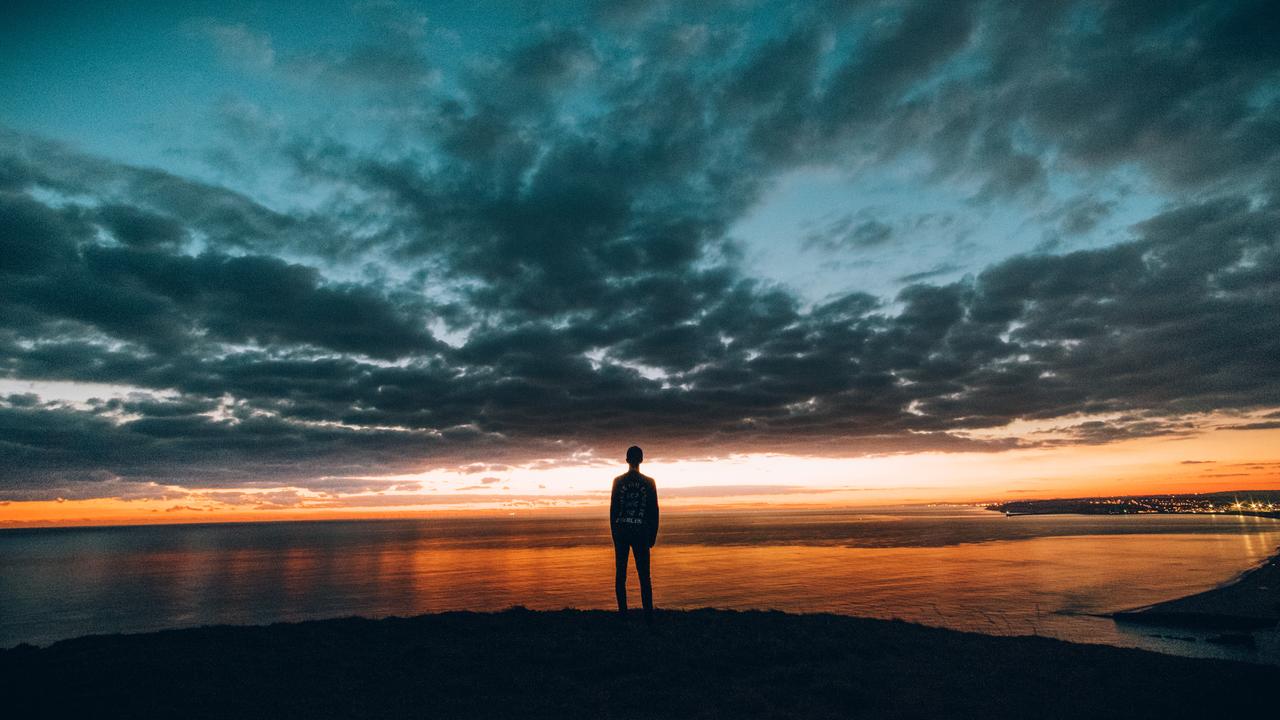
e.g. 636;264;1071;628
613;536;653;618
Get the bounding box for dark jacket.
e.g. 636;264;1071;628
610;470;659;548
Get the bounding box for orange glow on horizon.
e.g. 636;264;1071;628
3;426;1279;529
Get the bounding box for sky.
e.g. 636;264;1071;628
2;0;1279;526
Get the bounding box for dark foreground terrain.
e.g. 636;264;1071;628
3;609;1276;719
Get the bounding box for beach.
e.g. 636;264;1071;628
4;608;1276;719
1114;547;1280;631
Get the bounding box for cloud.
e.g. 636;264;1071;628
201;7;439;91
803;214;895;252
1224;421;1280;431
896;264;963;284
284;34;438;90
1056;196;1118;237
200;22;276;70
4;125;1278;497
658;485;842;499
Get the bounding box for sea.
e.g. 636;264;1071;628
4;506;1280;664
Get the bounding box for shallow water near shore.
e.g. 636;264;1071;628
3;507;1279;663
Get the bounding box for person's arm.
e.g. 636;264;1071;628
609;477;620;541
647;478;659;548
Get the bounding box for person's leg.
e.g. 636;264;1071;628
633;541;653;622
613;539;629;614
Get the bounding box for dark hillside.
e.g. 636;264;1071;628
3;609;1276;719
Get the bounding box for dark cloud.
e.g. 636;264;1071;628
1224;421;1280;431
1056;196;1118;237
2;1;1279;500
803;214;895;252
95;205;188;249
503;30;597;97
1043;418;1201;445
1000;1;1280;191
896;264;964;284
820;0;979;134
0;242;438;358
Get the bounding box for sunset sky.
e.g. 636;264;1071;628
2;0;1279;527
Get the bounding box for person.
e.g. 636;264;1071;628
610;445;659;623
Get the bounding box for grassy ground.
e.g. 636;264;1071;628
3;608;1276;719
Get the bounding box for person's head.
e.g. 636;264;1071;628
625;445;643;467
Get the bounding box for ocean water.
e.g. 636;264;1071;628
3;507;1280;663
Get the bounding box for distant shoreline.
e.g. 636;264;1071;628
3;609;1276;718
998;509;1280;521
987;490;1280;519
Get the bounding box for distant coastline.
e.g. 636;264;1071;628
987;490;1280;519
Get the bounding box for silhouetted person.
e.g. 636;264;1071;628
611;445;659;623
